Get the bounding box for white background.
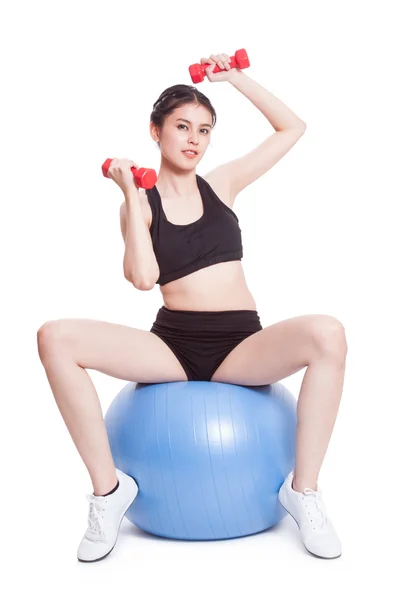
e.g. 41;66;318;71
2;0;399;597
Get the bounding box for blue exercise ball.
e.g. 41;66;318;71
104;380;297;541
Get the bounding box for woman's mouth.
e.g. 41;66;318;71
182;150;198;158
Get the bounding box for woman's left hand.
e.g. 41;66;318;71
200;53;238;83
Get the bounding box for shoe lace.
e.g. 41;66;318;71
302;488;328;530
85;494;107;540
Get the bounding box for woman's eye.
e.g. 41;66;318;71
178;124;209;134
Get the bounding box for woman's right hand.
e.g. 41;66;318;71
106;158;139;196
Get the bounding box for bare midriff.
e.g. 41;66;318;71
159;260;257;312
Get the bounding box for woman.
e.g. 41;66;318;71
37;53;347;562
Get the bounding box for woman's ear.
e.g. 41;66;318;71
149;122;160;143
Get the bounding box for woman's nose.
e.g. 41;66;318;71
188;133;199;144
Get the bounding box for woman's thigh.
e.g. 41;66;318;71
211;314;346;386
37;318;188;383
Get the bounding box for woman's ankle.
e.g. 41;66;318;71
292;475;318;493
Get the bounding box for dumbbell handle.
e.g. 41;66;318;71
102;158;157;189
189;48;250;83
206;54;239;74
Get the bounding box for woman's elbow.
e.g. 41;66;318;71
137;279;156;291
124;271;158;290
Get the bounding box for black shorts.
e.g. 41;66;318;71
150;306;263;381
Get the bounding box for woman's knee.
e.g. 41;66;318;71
37;319;73;359
311;315;348;362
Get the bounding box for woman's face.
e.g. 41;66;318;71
152;103;212;167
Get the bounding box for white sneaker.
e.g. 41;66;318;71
278;471;342;559
77;468;138;563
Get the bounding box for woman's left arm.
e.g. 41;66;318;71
229;69;305;131
205;64;306;203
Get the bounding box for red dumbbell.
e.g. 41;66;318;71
101;158;157;189
189;48;250;84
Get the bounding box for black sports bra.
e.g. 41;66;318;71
145;174;243;285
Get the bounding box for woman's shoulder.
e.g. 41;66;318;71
138;189;153;229
201;171;233;209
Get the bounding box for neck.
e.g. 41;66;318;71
156;158;198;198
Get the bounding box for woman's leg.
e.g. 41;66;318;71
292;336;346;492
210;314;348;491
37;318;188;495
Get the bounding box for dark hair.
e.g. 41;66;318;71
150;84;217;147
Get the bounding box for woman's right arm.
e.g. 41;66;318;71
120;191;160;290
